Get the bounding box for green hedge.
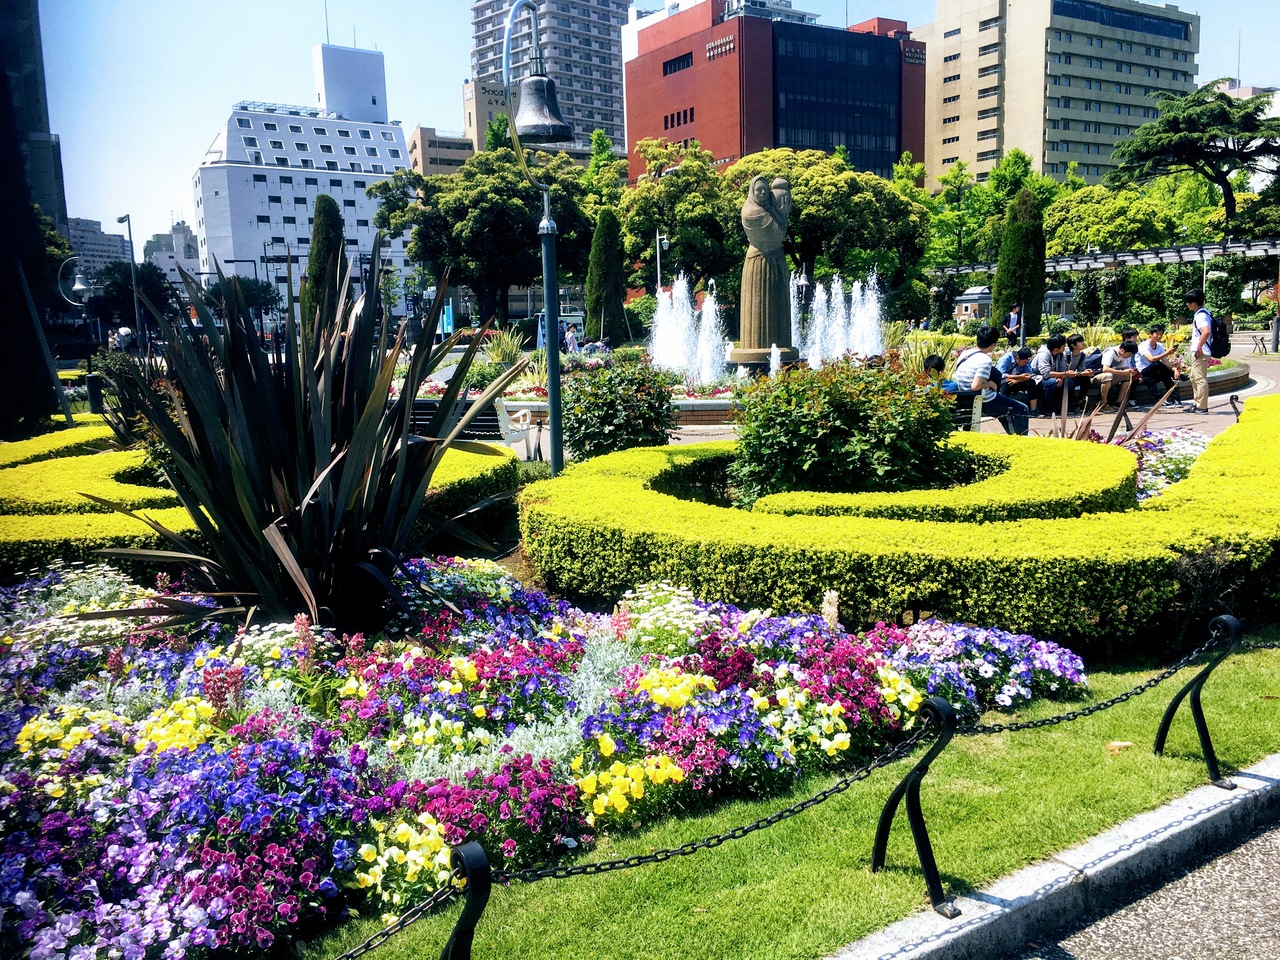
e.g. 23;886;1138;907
753;433;1137;523
0;443;519;581
0;450;179;514
519;396;1280;647
0;422;115;468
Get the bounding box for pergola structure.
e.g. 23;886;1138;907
929;237;1280;276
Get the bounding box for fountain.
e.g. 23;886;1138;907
649;274;727;385
793;272;885;368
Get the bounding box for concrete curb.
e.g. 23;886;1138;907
830;752;1280;960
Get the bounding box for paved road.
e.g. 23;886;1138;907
1006;822;1280;960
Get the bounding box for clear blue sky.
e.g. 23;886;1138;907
42;0;1268;249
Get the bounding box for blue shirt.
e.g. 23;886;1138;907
996;353;1031;376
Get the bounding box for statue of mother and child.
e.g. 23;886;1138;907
728;174;800;365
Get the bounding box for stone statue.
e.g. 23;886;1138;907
730;174;798;364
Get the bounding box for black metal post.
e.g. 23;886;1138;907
438;841;492;960
540;187;563;475
1154;614;1241;790
871;696;960;918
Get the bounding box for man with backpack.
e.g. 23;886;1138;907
1184;288;1229;415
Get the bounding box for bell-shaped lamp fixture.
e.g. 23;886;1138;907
514;72;574;145
71;272;91;299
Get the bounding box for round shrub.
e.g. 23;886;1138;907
729;358;957;505
562;361;676;459
460;359;506;392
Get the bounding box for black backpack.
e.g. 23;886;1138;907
1210;315;1232;358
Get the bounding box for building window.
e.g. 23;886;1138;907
942;156;959;165
256;215;270;224
358;129;372;140
354;180;366;189
388;148;401;158
978;16;1001;31
356;219;369;228
320;143;334;154
252;173;267;183
301;159;314;168
283;216;296;225
326;160;338;170
337;129;351;138
944;27;961;38
371;164;384;173
381;131;395;141
977;148;1000;161
268;195;282;204
289;124;302;133
346;239;358;247
295;196;307;205
313;127;327;136
275;157;288;166
304;177;318;186
944;74;960;83
942;135;959;144
295;142;309;151
236;117;251;128
365;147;378;157
664;115;669;130
978;106;1000;119
662;51;693;75
943;115;960;124
943;53;960;63
268;139;284;149
343;145;357;156
343;199;356;208
349;162;362;172
978;64;999;77
977;129;998;140
943;94;959;103
263;121;278;131
978;86;998;99
243;136;259;147
979;42;1000;56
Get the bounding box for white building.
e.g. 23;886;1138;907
67;217;131;277
192;44;412;314
148;221;200;286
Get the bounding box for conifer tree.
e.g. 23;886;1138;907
584;207;627;342
991;188;1046;342
301;194;346;327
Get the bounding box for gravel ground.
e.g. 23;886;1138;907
1006;822;1280;960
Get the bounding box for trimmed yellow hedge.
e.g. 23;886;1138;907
0;450;178;514
753;433;1137;523
0;423;115;468
519;397;1280;645
0;443;519;579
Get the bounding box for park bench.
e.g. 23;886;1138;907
410;397;536;459
950;391;984;432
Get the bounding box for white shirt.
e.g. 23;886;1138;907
1136;339;1167;372
1101;346;1131;372
954;347;995;400
1191;307;1213;357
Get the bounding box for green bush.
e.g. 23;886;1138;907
936;318;959;335
610;345;649;366
960;318;983;337
729;358;956;506
0;450;179;514
518;394;1280;649
460;359;508;392
562;361;676;459
0;422;115;468
753;432;1137;522
623;294;657;333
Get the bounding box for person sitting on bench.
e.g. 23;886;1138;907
954;326;1029;435
1097;341;1138;407
1135;324;1184;406
996;346;1037;413
923;353;959;393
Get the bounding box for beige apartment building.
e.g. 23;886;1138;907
914;0;1199;191
407;126;476;174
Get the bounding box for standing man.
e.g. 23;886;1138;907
954;326;1030;434
1185;289;1213;414
1002;303;1022;347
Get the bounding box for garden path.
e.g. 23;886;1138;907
1005;821;1280;960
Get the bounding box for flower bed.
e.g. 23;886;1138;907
1126;428;1211;501
0;561;1087;958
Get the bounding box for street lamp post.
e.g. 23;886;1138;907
116;214;143;346
655;230;670;294
503;0;575;476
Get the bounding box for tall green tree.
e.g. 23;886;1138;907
991;188;1046;339
583;128;627;221
1109;80;1280;233
584;206;627;342
1042;184;1175;255
91;260;180;326
301;194;346;327
484;114;513;151
619;138;738;295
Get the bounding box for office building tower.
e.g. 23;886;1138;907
408;126;476;174
913;0;1199;190
622;0;924;181
192;45;411;314
469;0;629;150
1;0;67;234
67;218;131;277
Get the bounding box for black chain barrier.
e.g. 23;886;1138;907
328;613;1276;960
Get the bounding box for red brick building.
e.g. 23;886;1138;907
623;1;925;181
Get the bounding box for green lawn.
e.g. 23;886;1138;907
301;634;1280;960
